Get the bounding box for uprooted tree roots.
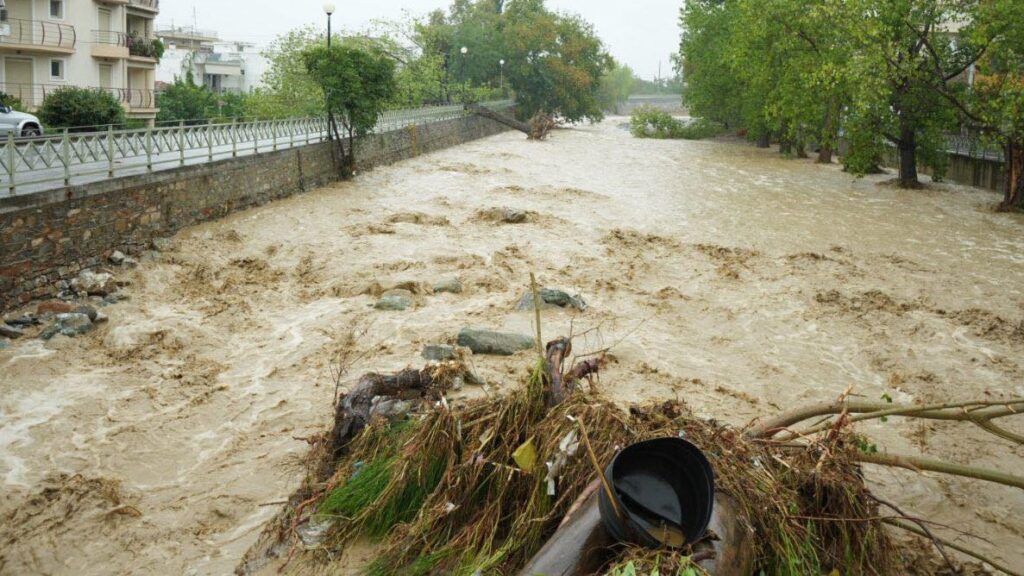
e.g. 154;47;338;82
239;337;1024;576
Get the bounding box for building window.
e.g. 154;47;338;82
49;1;65;19
50;59;65;80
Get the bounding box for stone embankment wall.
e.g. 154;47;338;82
0;114;510;312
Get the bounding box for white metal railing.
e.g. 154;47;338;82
1;100;514;195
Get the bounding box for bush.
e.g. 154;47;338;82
37;87;126;131
0;91;26;112
630;105;722;140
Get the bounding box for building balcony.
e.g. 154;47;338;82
127;0;159;14
0;18;76;54
0;82;156;114
91;30;130;59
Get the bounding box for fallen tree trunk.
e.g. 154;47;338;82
466;103;531;134
331;367;445;455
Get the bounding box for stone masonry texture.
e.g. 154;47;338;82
0;114;511;312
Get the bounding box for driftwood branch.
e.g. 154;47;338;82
886;519;1022;576
857;451;1024;490
748;399;1024;442
331;367;445;454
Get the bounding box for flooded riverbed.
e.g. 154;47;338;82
2;120;1023;574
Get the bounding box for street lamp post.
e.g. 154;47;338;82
460;46;468;102
324;3;335;49
323;3;336;143
499;58;505;94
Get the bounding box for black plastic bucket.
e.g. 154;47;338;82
597;437;715;548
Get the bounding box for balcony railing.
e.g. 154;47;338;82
0;18;76;50
0;83;156;110
92;30;129;47
128;0;160;11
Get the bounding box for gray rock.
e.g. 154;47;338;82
502;209;528;224
297;517;334;547
109;250;126;265
71;270;117;296
433;277;463;294
422;344;457;361
457;328;535;356
0;323;24;339
516;288;588;312
151;237;175;252
73;305;99;322
0;339;8;350
369;397;413;421
4;315;39;327
374;289;413;311
102;294;127;306
41;313;94;340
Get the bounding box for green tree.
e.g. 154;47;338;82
502;0;611;123
252;26;326;118
303;44;396;176
156;71;216;124
597;62;635;114
37;87;125;131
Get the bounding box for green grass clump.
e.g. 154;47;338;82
630;105;722;140
318;456;394;520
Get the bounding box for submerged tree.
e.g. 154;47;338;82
304;45;396;177
502;0;611;123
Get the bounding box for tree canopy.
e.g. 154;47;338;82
680;0;1024;196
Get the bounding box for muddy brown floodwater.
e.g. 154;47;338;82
2;120;1024;575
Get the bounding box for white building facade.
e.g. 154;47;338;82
0;0;160;124
156;27;267;94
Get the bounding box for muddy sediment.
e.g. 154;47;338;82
2;121;1024;574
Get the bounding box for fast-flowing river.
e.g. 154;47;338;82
2;120;1022;574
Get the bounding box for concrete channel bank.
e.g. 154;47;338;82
0;114;512;312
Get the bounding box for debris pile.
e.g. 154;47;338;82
237;331;1024;576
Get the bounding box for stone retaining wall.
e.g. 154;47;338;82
0;114;511;312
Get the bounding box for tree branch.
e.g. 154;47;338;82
885;519;1022;576
857;451;1024;490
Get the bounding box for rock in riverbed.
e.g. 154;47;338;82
457;328;535;356
0;323;23;339
516;288;587;312
502;209;528;224
40;313;94;340
433;277;463;294
422;344;458;361
71;270;118;297
374;289;414;311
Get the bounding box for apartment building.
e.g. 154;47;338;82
157;26;268;94
0;0;160;125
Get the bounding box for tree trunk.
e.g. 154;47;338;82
466;103;532;134
897;121;920;188
779;137;792;156
756;132;770;148
999;141;1024;211
818;102;836;164
795;139;808;159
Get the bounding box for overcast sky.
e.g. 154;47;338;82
156;1;682;79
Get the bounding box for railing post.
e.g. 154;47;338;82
145;127;153;172
289;120;295;149
207;120;214;162
178;123;185;167
62;129;70;187
107;125;115;178
272;120;278;151
6;132;15;195
253;121;259;154
231;119;237;158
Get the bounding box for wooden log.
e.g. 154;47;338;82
465;103;532;134
331;368;441;454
